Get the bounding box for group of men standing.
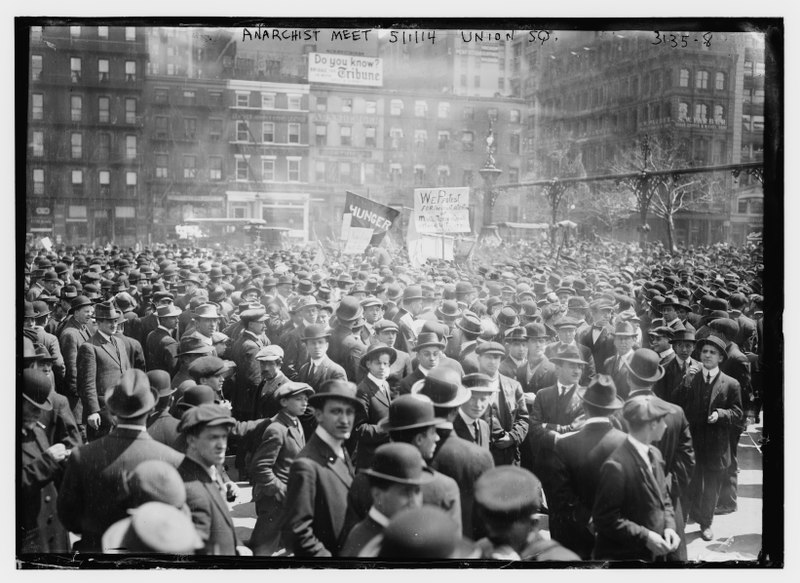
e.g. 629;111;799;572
20;238;763;562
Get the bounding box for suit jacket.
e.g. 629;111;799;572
488;373;530;466
281;433;354;557
545;342;596;385
118;333;146;371
453;414;491;450
550;420;628;559
30;326;66;391
387;349;414;390
351;377;392;468
529;383;585;459
578;325;616;374
58;317;90;404
230;330;267;419
430;428;495;539
397;367;425;395
255;372;290;419
672;370;742;470
146;408;181;449
40;392;82;450
592;440;676;562
517;357;557;397
76;332;132;419
250;411;306;502
339;515;384;558
277;323;307;377
178;456;240;555
57;427;184;551
296;357;347;438
20;426;70;554
499;357;525;380
733;313;757;353
603;353;633;400
145;326;178;373
328;324;367;382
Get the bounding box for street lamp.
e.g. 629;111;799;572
478;124;503;246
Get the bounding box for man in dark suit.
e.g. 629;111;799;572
277;296;320;379
517;322;557;398
177;404;251;556
145;370;180;449
592;395;680;562
77;301;132;441
623;348;696;561
58;295;94;429
392;285;425;354
328;296;368;382
672;335;742;542
577;298;616;374
453;374;495;450
249;382;312;555
546;317;596;385
529;345;587;503
549;375;627;559
145;304;181;373
603;320;638;401
281;380;358;557
373;319;414;393
57;369;184;552
499;327;528;378
648;326;678;401
351;343;397;469
414;366;495;540
397;332;445;394
296;324;348;438
340;443;431;557
728;293;757;353
230;306;269;420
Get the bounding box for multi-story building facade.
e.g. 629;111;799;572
27;24;148;246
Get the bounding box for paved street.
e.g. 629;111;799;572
225;420;764;562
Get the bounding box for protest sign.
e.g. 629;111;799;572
344;191;400;246
413;187;470;234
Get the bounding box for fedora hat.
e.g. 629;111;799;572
106;369;156;419
414;332;446;351
360;342;397;369
22;369;53;411
94;300;121;321
177;336;214;357
301;323;331;341
361;442;435;486
378;394;444;432
625;348;665;383
156;304;182;318
335;296;364;322
456;312;483;335
411;366;471;408
193;303;220;319
610;320;638;337
670;329;697;344
581;374;623;410
307;379;360;409
551;345;588;365
462;372;500;393
503;326;528;343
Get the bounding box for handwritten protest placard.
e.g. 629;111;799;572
413;187;471;234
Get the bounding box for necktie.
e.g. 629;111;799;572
473;420;481;445
647;449;657;476
308;361;316;379
111;337;123;371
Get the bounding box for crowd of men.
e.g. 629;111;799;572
20;236;765;562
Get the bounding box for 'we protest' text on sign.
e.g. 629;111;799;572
413;187;471;234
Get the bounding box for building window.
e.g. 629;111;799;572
315;160;326;181
695;70;709;89
288;94;302;110
71;170;83;189
31;55;42;80
98;58;109;82
71;133;82;158
97;96;110;123
463;105;474;120
713;105;726;124
678;102;689;121
125;26;136;41
365;126;376;147
125;98;136;124
366;100;377;114
154;88;168;103
33;169;44;194
231;204;247;219
184;118;197;139
208;118;222;140
209;157;222;180
98;133;110;160
99;170;110;189
32;131;44;157
510;109;521;124
208;92;222;107
261;93;275;109
461;131;474;151
679;68;689;87
71;95;82;122
236;120;250;142
389;163;402;183
738;199;749;214
287;159;301;182
414;165;426;185
261;122;274;143
437;166;450;186
438;102;450;118
414;129;427;149
31;26;42;41
126;135;137;159
288;123;301;144
183;90;196;105
463;170;473;187
236;92;249;107
126;171;137;194
460;74;468;87
235;158;249;181
389;127;404;150
70;57;81;82
693;103;707;123
415;100;427;117
70;26;81;38
180;155;196;179
715;72;726;91
262;158;275;182
488;108;498;122
509;133;520;155
125;60;136;82
508;167;519;184
316;96;327;112
341;97;353;113
315;124;327;146
155;154;169;178
97;26;108;39
340;126;352;146
437;130;450;150
32;93;43;120
340;161;351;181
390;99;403;116
752;115;764;132
155;116;168;138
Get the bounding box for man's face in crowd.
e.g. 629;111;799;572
593;307;615;327
661;305;678;323
506;340;527;361
478;352;503;377
317;310;331;327
242;291;260;303
159;315;178;330
556;326;576;344
195;317;218;337
188;425;229;468
462;391;493;420
306;337;329;360
261;360;281;379
96;318;117;336
649;334;671;353
417;347;441;370
364;304;383;324
673;340;695;361
556;361;583;386
314;398;355;441
248;319;267;336
378;329;397;347
200;372;224;392
282;393;309;418
277;283;292;296
373;482;423;519
527;337;547;360
700;344;723;369
366;353;391;380
414;425;440;461
614;334;635;355
73;305;93;326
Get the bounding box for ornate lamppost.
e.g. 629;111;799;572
478;124;503;246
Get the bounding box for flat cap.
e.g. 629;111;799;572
622;394;672;424
188;356;226;379
178;403;235;433
474;466;543;517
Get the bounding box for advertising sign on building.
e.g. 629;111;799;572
413;187;471;234
308;53;383;87
29;203;53;232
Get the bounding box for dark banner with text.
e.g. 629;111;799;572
344;191;400;246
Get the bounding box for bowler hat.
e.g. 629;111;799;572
177;336;214;357
124;460;186;508
156;304;182;318
475;466;543;517
623;394;672;424
411;366;471;408
524;322;549;339
581;374;623;410
379;507;476;559
456;312;483;336
476;341;506;357
378;394;444;432
503;326;528;342
301;323;331;341
22;369;53;411
496;307;520;328
147;370;175;398
402;285;424;302
625;348;665;383
551;345;588;365
414;332;446;351
702;309;730;325
102;502;203;554
696;335;728;360
435;300;462;320
106;369;156;419
176;384;215;411
361;442;435;485
360;342;397;369
178;403;236;433
335;296;364;322
32;300;51;318
462;372;500;393
307;379;360;409
273;382;314;402
709;318;739;339
291;295;322;312
94;300;121;320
